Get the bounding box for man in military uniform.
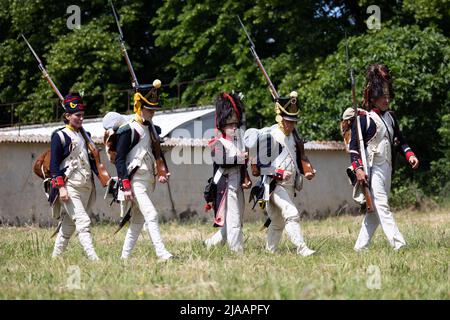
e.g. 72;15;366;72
114;80;173;261
349;64;419;251
204;92;252;253
50;93;100;261
246;91;316;257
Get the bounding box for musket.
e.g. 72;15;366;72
110;0;169;176
344;33;374;213
237;16;278;100
110;0;142;90
237;16;315;178
110;1;176;221
22;34;64;102
22;34;111;187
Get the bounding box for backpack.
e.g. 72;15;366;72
340;107;368;153
33;129;66;179
102;112;129;164
102;112;164;165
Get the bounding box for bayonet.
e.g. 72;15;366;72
237;16;279;100
110;0;140;89
110;1;175;224
50;220;63;238
114;207;132;235
22;34;64;103
22;34;111;187
238;16;315;179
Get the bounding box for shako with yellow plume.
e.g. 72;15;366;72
274;91;299;135
134;79;162;113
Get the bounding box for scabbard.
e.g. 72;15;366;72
260;217;271;230
114;207;132;235
50;220;63;238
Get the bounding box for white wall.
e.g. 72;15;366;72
0;143;357;226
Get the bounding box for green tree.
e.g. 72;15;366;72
295;24;449;194
0;0;166;124
1;0;448;197
151;0;362;121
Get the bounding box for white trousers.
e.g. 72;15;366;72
121;177;172;259
354;162;406;250
205;168;244;252
266;184;307;253
52;183;99;260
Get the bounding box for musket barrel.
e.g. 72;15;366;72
239;18;279;99
23;33;112;187
110;0;124;39
22;35;65;104
345;33;374;212
237;16;255;48
46;76;64;102
111;1;139;90
123;48;139;88
22;34;43;66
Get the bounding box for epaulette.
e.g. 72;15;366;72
50;126;65;136
357;110;367;117
50;127;67;148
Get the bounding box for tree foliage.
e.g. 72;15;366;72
0;0;165;122
295;24;449;196
0;0;448;196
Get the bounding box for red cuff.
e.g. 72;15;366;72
51;176;65;188
120;179;131;191
274;169;285;181
406;151;415;161
352;159;363;171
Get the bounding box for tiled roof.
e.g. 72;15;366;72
304;140;345;151
0;106;215;144
0;106;345;151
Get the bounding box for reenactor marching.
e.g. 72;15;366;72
113;82;174;261
23;7;426;263
346;64;419;251
246;92;317;256
50;93;101;261
204;92;252;253
22;35;107;261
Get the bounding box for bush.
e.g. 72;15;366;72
390;181;440;211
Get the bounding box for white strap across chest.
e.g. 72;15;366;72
60;128;89;179
270;128;301;177
218;136;242;157
369;111;394;144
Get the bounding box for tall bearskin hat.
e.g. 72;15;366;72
363;64;394;110
63;92;85;113
133;79;162;113
275;91;299;123
215;92;244;130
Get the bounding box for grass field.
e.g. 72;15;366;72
0;207;448;299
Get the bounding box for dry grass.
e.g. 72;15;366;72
0;207;448;299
